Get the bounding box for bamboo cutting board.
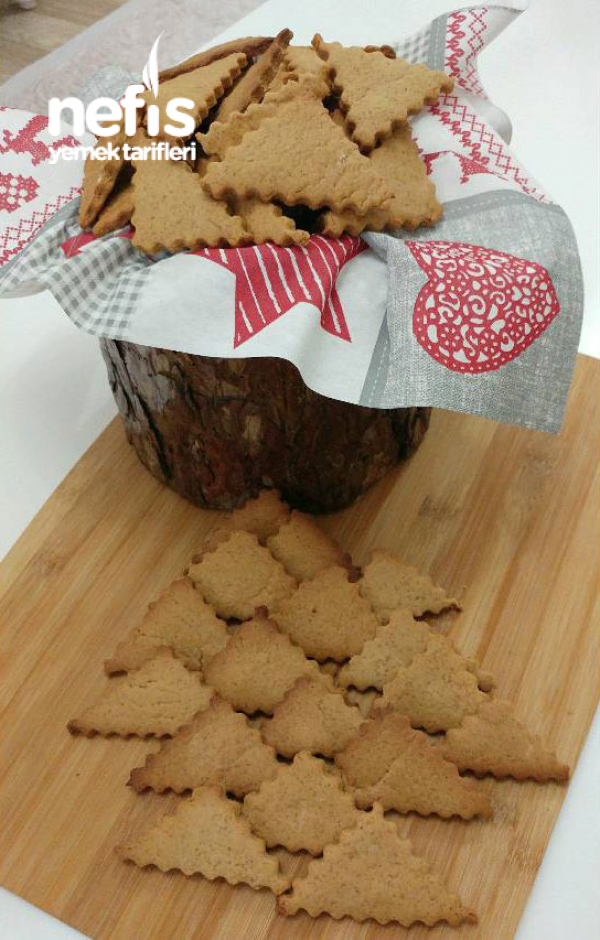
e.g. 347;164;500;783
1;355;599;940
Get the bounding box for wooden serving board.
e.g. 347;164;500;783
1;355;599;940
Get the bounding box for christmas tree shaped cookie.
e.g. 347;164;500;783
129;698;279;795
278;802;476;926
443;699;570;782
375;634;488;732
272;565;378;661
336;711;491;819
243;751;360;854
203;617;319;714
68;651;213;738
105;579;228;675
119;785;289;894
360;549;461;619
313;35;454;150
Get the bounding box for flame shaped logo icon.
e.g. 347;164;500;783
142;32;163;98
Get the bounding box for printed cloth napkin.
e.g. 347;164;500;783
0;5;583;431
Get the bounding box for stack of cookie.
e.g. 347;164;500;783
69;490;569;929
79;31;454;252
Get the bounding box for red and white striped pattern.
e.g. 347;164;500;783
195;234;365;347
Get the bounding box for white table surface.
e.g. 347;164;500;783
1;0;598;937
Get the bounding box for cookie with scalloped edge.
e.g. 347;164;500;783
144;52;247;140
321;124;441;237
235;198;310;246
313;35;454;150
360;549;461;619
79;122;126;228
128;697;278;795
67;651;213;738
118;785;289;894
187;530;296;620
337;711;491;819
203;616;318;714
159;36;274;83
215;29;293;123
262;675;363;758
338;609;494;693
92;178;133;236
343;687;380;719
131;153;249;254
278;802;476;926
105;579;227;675
203;489;291;553
202;77;393;214
243;751;360;854
267;511;348;583
272;565;378;661
375;634;488;733
443;699;570;782
338;609;432;689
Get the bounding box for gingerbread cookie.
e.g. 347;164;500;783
67;651;213;738
243;751;359;854
215;29;293;123
187;530;296;620
267;510;347;582
272;565;378;661
128;698;278;795
119;785;290;894
203;617;318;713
262;675;363;758
313;35;454;150
105;578;228;674
360;549;460;618
278;802;476;926
443;699;570;782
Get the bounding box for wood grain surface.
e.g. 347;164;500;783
1;354;599;940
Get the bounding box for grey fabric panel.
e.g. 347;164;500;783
361;190;583;432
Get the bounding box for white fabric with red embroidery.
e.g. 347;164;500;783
0;5;583;432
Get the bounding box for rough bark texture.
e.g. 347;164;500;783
100;340;431;514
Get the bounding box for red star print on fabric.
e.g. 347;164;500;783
407;240;560;373
195;235;365;347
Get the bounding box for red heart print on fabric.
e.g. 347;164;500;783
406;241;560;373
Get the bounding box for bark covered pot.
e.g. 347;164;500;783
101;339;431;513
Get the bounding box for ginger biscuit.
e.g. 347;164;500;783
360;549;461;619
67;651;213;738
375;634;488;733
128;698;278;796
158;36;274;83
234;198;310;246
118;785;290;894
202;617;318;714
215;29;293;123
321;124;441;237
262;675;363;758
278;802;476;926
79;123;126;228
267;511;347;582
443;699;570;782
202;78;393;214
92;178;134;236
105;578;228;675
131;154;248;254
243;751;359;854
144;52;247;141
187;530;296;620
338;609;432;689
313;35;454;150
336;711;491;819
272;565;378;661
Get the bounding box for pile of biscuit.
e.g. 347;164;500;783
69;490;569;929
79;31;453;253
